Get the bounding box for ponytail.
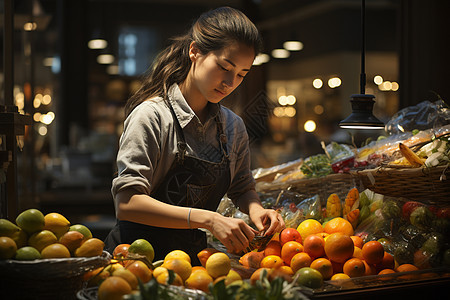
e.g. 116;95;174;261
124;7;261;117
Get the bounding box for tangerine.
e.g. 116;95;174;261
277;265;294;276
362;260;376;276
97;276;132;300
0;236;17;259
191;266;208;273
163;258;192;282
297;219;324;241
238;251;264;269
250;267;271;285
377;251;395;271
41;243;70;258
310;258;333;280
350;236;364;249
331;273;350;280
353;246;363;259
260;255;284;269
343;258;366;278
112;268;138;290
324;233;354;263
281;241;304;266
197;248;220;267
156;270;183;286
113;244;130;261
125;260;153;283
361;241;384;265
264;240;282;257
279;227;302;246
303;234;325;259
396;263;419;280
323;217;354;236
290;252;312;273
164;249;191;264
185;270;213;292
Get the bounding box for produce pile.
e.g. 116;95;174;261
253;125;450;187
0;208;104;260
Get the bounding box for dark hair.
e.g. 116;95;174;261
124;6;262;117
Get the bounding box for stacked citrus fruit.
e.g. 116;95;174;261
0;208;104;260
95;243;242;299
237;217;422;289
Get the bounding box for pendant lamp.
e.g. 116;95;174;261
339;0;384;130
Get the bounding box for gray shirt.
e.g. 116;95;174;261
112;84;256;207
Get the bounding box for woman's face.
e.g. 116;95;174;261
189;41;255;104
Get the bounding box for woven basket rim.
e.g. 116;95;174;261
353;164;449;176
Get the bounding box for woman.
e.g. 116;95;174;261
105;6;284;265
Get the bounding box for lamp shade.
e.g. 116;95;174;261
339;94;385;129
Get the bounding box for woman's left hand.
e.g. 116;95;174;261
249;206;285;236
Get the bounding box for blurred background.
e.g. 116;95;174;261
1;0;449;238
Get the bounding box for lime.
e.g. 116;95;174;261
69;224;93;240
0;218;20;237
15;246;41;260
128;239;155;263
15;209;45;234
295;267;323;289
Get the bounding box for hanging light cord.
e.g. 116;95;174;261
360;0;366;95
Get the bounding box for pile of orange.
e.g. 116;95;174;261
237;217;424;289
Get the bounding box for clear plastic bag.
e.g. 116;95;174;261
385;99;450;135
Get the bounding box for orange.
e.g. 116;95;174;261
362;260;376;276
377;251;395;271
378;268;396;280
41;243;71;258
297;219;324;241
250;267;271;285
350;236;364;249
260;255;284;269
113;244;130;260
164;250;191;264
238;251;264;269
324;233;354;263
0;236;17;259
323;217;354;236
310;258;333;280
84;267;110;287
331;273;350;280
279;227;302;247
281;241;304;266
197;248;220;267
352;246;363;259
205;252;231;279
290;252;312;273
112;268;138;290
185;270;213;293
97;276;132;300
263;240;282;257
163;258;192;281
361;241;384;265
277;265;294;276
59;231;85;254
156;270;183;286
396;263;419;280
191;266;207;273
331;261;344;274
303;234;325;259
343;258;366;278
126;260;153;283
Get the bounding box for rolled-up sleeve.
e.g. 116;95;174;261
112;103;162;197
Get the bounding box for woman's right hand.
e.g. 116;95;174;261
208;213;258;254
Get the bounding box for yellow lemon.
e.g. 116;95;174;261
205;252;231;279
44;212;70;238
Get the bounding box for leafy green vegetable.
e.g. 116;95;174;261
300;154;332;178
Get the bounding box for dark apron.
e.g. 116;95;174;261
105;101;231;266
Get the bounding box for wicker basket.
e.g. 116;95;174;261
0;251;111;300
256;173;363;204
354;164;450;205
